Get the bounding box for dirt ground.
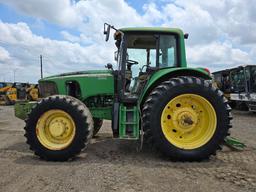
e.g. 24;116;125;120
0;106;255;192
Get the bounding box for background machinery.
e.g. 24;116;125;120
25;84;39;101
213;65;256;111
0;82;15;105
0;82;39;105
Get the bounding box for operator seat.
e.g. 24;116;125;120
132;66;157;94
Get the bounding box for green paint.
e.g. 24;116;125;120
40;70;114;99
119;104;139;139
14;101;37;120
224;136;246;150
90;107;112;120
42;70;112;80
139;67;210;103
120;27;184;34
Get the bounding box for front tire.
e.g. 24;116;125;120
25;95;93;161
142;77;232;161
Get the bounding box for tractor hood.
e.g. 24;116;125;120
38;69;114;101
39;70;112;81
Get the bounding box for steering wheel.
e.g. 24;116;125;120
126;59;139;66
139;64;148;72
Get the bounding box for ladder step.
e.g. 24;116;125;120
119;136;138;140
121;122;137;125
121;109;135;112
119;104;139;139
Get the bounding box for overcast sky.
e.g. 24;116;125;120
0;0;255;83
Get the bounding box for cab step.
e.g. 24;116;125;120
119;104;139;139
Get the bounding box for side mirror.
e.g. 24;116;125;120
104;23;111;42
105;63;113;70
184;33;189;39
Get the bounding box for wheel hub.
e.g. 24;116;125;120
182;115;193;126
49;120;66;137
173;108;198;132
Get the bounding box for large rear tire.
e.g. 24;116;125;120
25;95;93;161
142;77;232;161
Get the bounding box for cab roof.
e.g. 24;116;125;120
119;27;184;36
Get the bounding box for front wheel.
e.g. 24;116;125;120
25;95;93;161
142;77;232;161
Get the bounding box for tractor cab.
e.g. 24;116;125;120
104;24;187;105
104;24;189;139
121;32;177;94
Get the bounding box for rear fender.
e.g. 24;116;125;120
139;67;211;105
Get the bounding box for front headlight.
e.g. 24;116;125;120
39;81;58;97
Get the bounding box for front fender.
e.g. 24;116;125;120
14;101;37;120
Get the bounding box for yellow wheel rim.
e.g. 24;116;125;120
161;94;217;149
36;110;76;150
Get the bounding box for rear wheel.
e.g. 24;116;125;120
25;95;93;161
142;77;232;161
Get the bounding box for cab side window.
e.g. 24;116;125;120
159;35;177;68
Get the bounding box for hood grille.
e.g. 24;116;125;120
39;82;58;97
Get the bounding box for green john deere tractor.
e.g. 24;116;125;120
14;24;232;161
